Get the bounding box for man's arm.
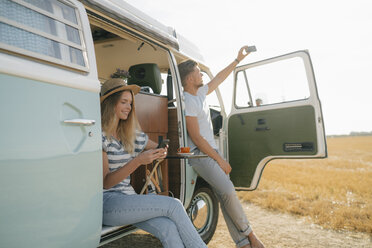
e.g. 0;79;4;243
186;116;231;174
207;46;250;95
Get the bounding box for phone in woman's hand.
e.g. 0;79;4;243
157;139;169;148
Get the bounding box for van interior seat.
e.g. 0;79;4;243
128;63;162;94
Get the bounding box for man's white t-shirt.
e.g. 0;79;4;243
184;84;217;151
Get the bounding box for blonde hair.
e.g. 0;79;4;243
101;90;139;154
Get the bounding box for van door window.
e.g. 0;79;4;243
203;72;222;136
160;70;177;107
235;70;253;107
204;72;220;110
0;0;87;70
235;57;310;107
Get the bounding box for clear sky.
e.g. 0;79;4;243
124;0;372;135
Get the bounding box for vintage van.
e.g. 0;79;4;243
0;0;327;247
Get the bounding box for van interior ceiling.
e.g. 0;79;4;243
90;24;170;81
90;24;182;200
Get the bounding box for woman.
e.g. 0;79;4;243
100;78;207;248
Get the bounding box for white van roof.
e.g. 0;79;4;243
80;0;205;63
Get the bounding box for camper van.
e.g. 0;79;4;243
0;0;327;247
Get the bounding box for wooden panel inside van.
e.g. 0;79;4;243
131;93;169;195
135;93;168;136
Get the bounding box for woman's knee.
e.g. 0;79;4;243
172;197;183;205
161;196;187;220
168;197;184;211
159;195;182;206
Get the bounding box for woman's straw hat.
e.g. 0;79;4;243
100;78;140;103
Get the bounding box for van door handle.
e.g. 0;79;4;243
255;126;270;131
63;119;96;126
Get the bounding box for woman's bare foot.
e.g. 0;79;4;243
248;231;265;248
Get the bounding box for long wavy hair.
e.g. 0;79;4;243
101;90;139;154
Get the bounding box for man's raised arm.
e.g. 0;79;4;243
207;46;250;95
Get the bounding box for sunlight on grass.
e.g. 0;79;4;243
238;136;372;234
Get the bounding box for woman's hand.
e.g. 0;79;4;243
158;146;168;159
136;148;167;165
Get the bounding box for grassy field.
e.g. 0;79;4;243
238;136;372;234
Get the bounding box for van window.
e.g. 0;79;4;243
160;71;178;107
0;0;87;70
235;57;310;107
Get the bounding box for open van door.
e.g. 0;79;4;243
226;51;327;190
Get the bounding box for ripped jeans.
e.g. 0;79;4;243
103;192;207;248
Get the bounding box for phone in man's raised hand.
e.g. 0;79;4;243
245;45;257;53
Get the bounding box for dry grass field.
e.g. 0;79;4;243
238;135;372;234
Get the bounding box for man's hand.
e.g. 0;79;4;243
217;159;232;174
206;45;252;94
236;46;250;63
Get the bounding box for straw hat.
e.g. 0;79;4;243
100;78;140;103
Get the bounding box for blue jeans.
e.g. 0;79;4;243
189;149;252;248
103;192;207;248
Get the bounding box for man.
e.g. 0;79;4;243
178;46;265;248
256;98;263;106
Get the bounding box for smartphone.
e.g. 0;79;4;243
245;45;257;53
157;139;169;148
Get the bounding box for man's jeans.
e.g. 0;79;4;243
190;149;252;248
103;192;207;248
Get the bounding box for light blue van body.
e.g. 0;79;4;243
0;0;103;246
0;74;102;247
